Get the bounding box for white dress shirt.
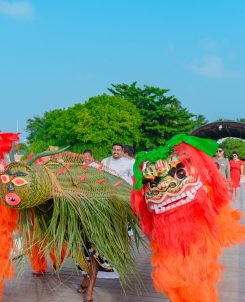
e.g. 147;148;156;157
101;156;135;186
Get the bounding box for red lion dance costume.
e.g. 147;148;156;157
0;132;20;298
131;134;245;302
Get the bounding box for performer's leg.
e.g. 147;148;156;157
77;273;90;293
84;255;98;301
234;188;239;201
232;187;235;201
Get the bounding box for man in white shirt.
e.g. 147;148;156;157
102;143;134;186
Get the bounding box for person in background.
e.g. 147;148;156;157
123;145;135;188
83;149;95;164
101;142;134;186
214;146;231;181
83;149;100;169
123;145;135;160
230;151;244;201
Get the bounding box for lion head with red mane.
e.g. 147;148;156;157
131;134;245;302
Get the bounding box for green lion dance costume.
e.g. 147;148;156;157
131;134;245;302
0;133;141;300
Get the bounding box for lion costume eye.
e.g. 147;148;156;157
168;163;187;181
149;181;158;188
1;175;10;184
12;177;28;186
175;168;187;180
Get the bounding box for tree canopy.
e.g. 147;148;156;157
220;138;245;159
108;82;203;149
26;95;142;160
24;82;209;159
191;114;209;129
73;94;142;158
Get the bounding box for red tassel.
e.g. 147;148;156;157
36;158;44;164
24;153;34;163
80;174;88;180
114;181;122;187
82;163;89;170
98;179;106;184
57;168;65;175
65;163;71;169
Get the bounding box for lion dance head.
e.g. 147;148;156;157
131;134;245;302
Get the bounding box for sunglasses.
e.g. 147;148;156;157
232;154;237;157
217;150;223;153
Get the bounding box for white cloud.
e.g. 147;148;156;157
0;0;34;19
191;56;240;78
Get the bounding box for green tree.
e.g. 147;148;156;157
26;104;84;148
42;104;84;146
16;142;28;152
108;82;195;149
191;114;209;129
220;138;245;159
74;94;142;159
25;95;142;160
26;109;66;146
26;116;46;143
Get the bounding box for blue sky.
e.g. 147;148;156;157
0;0;244;141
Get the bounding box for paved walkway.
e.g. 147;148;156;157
2;184;245;302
